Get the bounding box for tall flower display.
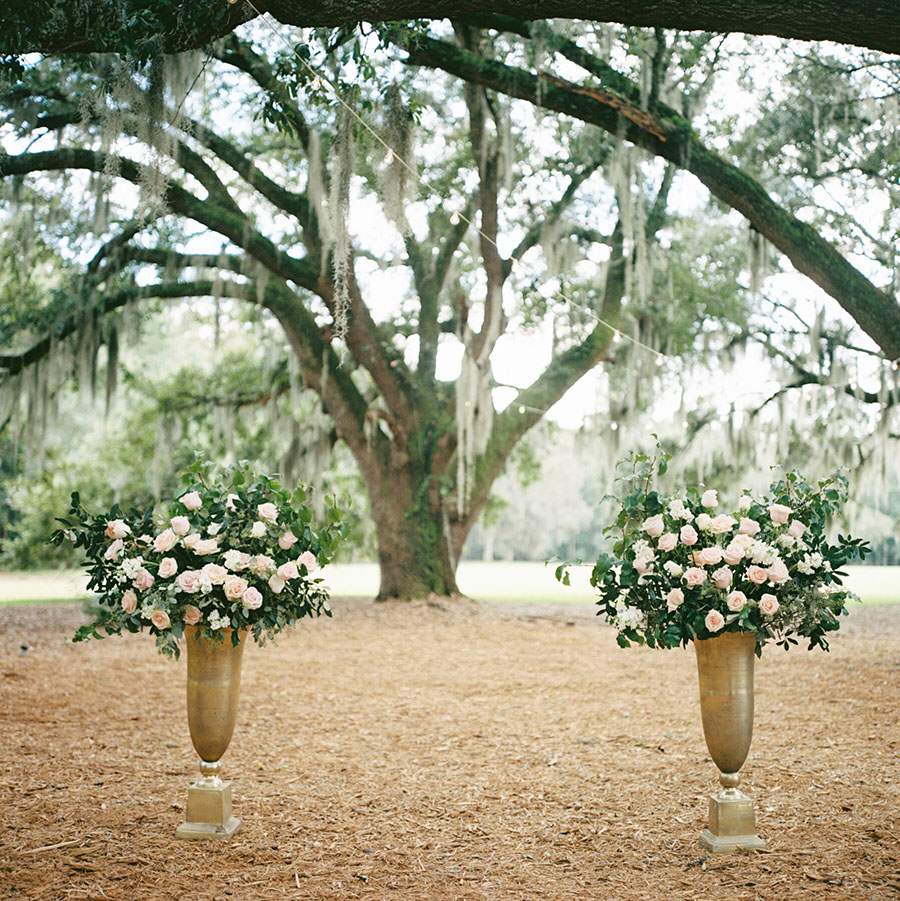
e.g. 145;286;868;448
53;460;349;657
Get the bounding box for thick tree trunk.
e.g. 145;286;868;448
368;470;461;600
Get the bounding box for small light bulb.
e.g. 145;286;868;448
384;149;395;165
612;330;622;344
610;421;618;431
682;420;690;429
464;400;472;408
518;406;526;414
450;212;460;225
310;77;322;90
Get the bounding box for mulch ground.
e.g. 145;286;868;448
0;597;898;900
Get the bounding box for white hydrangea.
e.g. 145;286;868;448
796;551;824;574
139;603;155;620
121;556;144;579
748;541;776;565
207;610;230;631
611;603;647;631
199;575;213;594
777;533;796;549
632;539;652;556
669;499;693;520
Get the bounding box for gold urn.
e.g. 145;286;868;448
175;625;246;840
694;631;766;852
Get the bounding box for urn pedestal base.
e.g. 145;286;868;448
175;775;241;841
699;787;766;853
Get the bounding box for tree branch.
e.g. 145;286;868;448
403;33;900;361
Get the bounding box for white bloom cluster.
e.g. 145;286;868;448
738;495;753;512
777;533;797;549
121;556;144;579
611;603;647;631
668;499;693;520
748;541;776;565
632;539;651;556
797;551;825;574
199;574;213;594
207;610;230;631
140;602;155;620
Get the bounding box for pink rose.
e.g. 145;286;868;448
277;561;299;581
712;566;733;590
683;566;707;587
183;605;202;625
158;557;178;579
133;568;155;591
666;588;685;611
104;538;124;561
695;513;713;531
170;516;190;536
657;533;678;552
680;524;699;546
242;586;263;610
738;518;761;536
176;570;202;594
223;575;249;600
268;574;285;594
642;515;665;538
726;590;747;612
732;533;755;551
180;491;202;511
709;514;737;534
704;609;725;632
192;539;219;556
201;563;228;585
225;493;239;510
153;529;177;553
249;554;275;575
634;556;652;575
257;502;279;523
251;521;267;538
788;520;807;539
104;519;131;540
759;593;780;616
769;503;792;524
766;559;791;584
150;610;171;630
723;544;744;566
701;489;719;508
278;531;298;550
298;550;317;574
747;565;768;585
697;546;724;566
121;589;137;614
183;533;200;549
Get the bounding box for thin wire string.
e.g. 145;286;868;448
238;1;666;362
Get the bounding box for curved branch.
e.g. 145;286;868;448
403;34;900;362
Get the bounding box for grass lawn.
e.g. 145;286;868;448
1;562;896;605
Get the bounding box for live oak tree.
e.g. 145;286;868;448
2;20;898;595
2;26;734;598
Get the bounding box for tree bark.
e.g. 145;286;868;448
6;1;900;56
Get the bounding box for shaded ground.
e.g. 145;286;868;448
0;598;898;900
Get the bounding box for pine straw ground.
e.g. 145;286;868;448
0;598;898;901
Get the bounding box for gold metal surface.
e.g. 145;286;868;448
695;632;766;852
176;626;246;841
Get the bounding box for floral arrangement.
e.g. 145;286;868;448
52;460;349;657
559;447;870;653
